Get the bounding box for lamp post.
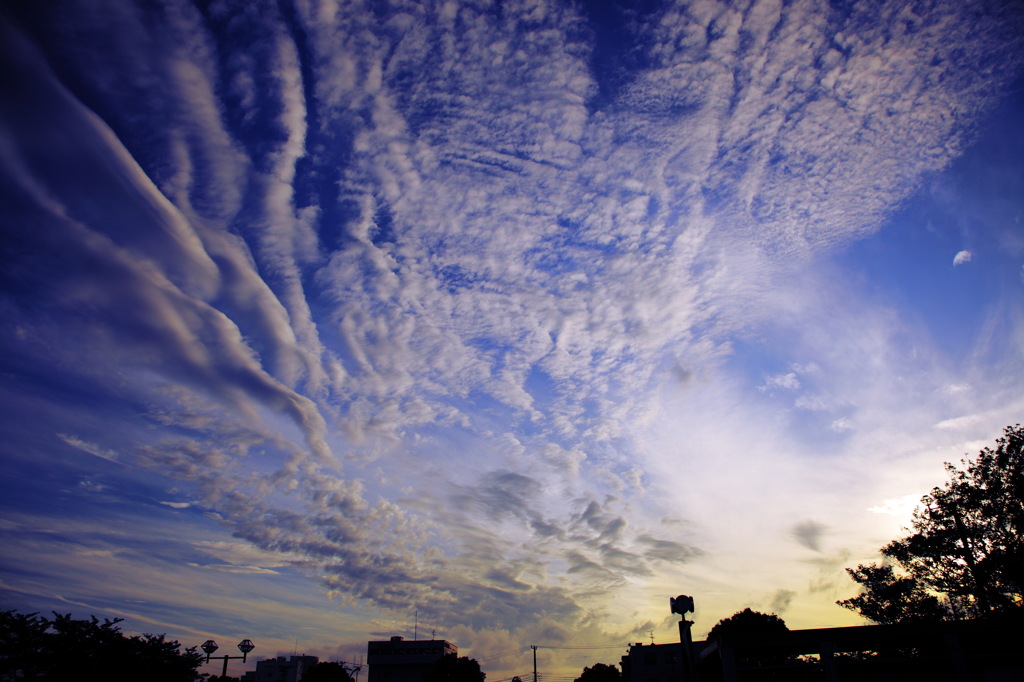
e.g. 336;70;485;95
200;638;255;679
671;595;699;682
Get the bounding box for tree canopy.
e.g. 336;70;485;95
573;661;621;682
706;608;788;642
838;425;1024;623
423;653;485;682
705;609;793;670
0;609;203;682
302;661;356;682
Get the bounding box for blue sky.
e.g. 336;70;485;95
1;0;1023;678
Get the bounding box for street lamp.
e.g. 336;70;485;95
671;595;699;682
200;638;256;679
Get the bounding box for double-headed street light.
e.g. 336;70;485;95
200;638;255;679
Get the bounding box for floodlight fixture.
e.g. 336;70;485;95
670;594;695;615
199;636;255;678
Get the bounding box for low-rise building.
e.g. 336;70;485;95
367;636;457;682
241;654;320;682
620;642;686;682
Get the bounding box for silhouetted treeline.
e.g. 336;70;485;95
0;610;203;681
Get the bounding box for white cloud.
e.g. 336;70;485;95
830;418;853;433
58;434;119;463
187;562;281;575
953;249;972;266
868;493;922;517
762;372;801;391
935;414;983;431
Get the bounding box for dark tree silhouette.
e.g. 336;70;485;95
0;609;203;682
423;654;485;682
837;564;947;624
706;608;788;643
838;425;1024;623
302;661;355;682
573;661;621;682
705;609;793;672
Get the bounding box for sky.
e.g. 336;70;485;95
1;0;1023;678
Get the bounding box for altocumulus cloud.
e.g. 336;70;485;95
1;0;1023;648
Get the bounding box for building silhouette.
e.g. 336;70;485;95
240;654;319;682
692;618;1024;681
367;636;456;682
620;642;687;682
620;617;1024;682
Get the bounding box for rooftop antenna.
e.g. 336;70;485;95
649;630;655;645
415;610;418;641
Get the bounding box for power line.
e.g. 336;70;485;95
535;645;630;650
474;642;630;662
477;641;632;681
476;646;535;662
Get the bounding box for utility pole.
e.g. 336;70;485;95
532;645;538;682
